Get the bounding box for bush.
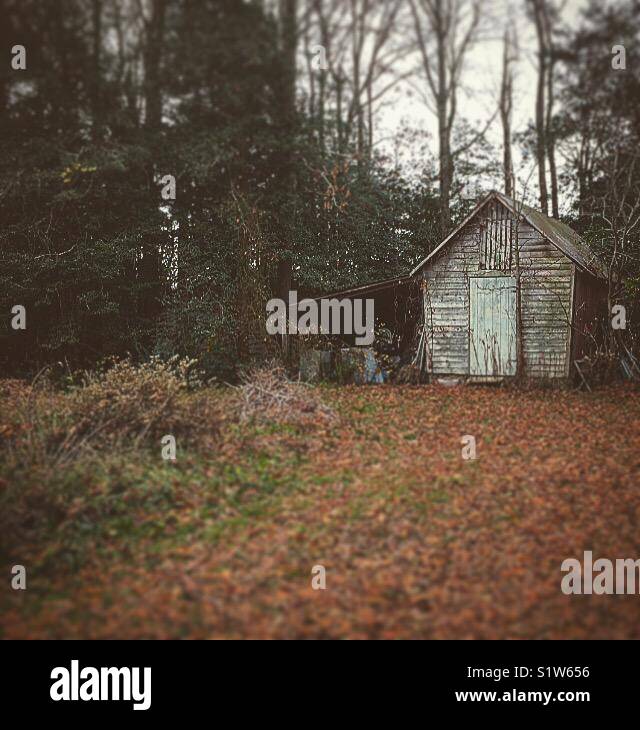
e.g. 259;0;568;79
0;357;221;473
66;356;203;445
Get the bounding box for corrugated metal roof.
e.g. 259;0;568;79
494;192;607;278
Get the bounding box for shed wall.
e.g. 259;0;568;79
422;222;478;374
421;203;574;378
518;221;573;378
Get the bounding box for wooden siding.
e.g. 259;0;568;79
518;220;573;378
479;200;513;270
422;221;479;375
421;201;575;378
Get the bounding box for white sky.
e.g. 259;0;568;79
373;0;589;212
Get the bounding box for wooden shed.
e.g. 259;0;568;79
411;191;607;380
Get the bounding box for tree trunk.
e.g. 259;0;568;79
513;203;525;377
367;78;373;158
336;72;344;151
90;0;103;140
140;0;168;329
500;29;514;197
436;9;452;237
144;0;167;129
0;0;12;116
546;55;559;217
530;0;549;214
409;0;481;235
438;108;453;236
316;0;329;153
275;0;299;358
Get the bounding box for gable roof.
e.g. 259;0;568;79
410;191;606;278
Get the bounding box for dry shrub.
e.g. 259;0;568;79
0;379;40;442
0;379;33;401
0;357;221;471
65;356;204;446
0;373;64;468
232;362;334;424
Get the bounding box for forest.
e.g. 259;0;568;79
1;0;639;379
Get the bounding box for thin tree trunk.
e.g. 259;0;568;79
275;0;299;358
436;4;452;237
500;29;515;197
546;54;559;217
438;102;453;236
0;0;13;116
144;0;167;129
530;0;549;214
90;0;103;140
409;0;481;237
349;0;366;162
512;197;525;377
315;0;329;153
140;0;168;327
367;77;373;158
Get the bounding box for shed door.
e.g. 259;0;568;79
469;276;516;376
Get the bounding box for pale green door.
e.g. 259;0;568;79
469;276;517;376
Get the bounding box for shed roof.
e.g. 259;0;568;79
311;274;412;301
410;191;606;278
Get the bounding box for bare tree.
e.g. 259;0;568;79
310;0;345;152
346;0;404;160
499;27;516;198
528;0;549;214
408;0;490;236
544;7;559;218
527;0;561;218
304;0;410;157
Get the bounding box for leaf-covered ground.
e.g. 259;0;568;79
2;383;640;639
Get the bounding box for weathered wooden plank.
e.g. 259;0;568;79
421;203;576;378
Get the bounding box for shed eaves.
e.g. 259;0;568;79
410;191;607;279
495;192;607;278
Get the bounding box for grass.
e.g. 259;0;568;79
1;380;640;639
